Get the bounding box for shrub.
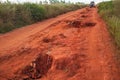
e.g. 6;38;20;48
98;1;120;62
24;3;46;22
0;2;86;33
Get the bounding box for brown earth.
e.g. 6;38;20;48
0;7;119;80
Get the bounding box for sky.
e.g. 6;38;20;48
1;0;111;4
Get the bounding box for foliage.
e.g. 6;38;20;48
49;0;60;4
0;2;86;33
0;2;32;33
23;3;46;22
98;1;120;62
113;0;120;17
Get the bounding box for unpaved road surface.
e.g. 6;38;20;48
0;8;119;80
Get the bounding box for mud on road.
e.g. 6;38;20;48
0;8;119;80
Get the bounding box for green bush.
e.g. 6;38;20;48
98;1;120;48
108;16;120;46
113;0;120;17
24;3;46;22
98;0;120;65
0;2;86;33
0;2;32;33
14;4;32;27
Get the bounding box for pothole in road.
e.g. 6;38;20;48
81;15;88;18
21;53;53;79
65;19;96;28
84;22;96;27
42;33;66;44
71;20;82;28
54;53;86;77
65;20;82;28
59;33;67;38
42;37;54;43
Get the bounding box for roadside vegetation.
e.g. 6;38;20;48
98;1;120;61
0;0;86;33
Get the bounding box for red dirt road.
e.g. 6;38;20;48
0;8;119;80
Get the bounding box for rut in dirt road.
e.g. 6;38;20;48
0;8;119;80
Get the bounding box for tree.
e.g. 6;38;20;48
68;1;71;4
39;1;43;4
60;0;65;3
43;0;48;4
49;0;59;4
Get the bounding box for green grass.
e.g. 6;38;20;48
98;1;120;63
0;2;86;33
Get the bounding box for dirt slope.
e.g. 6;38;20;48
0;7;119;80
